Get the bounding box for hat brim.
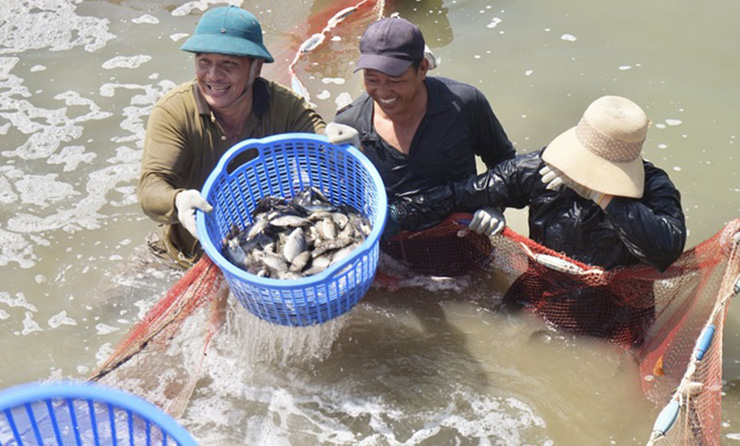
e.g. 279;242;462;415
180;34;274;63
542;126;645;198
354;54;413;77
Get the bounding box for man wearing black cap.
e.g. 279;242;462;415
327;17;515;237
139;6;325;267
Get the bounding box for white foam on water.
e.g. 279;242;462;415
321;77;346;85
93;323;119;336
15;173;79;206
665;119;682;126
48;310;77;328
48;145;97;172
0;175;18;204
0;291;37;312
21;311;42;335
132;14;159;25
0;227;38;268
101;55;152;70
170;33;189;42
561;34;577;42
171;0;242;17
487;17;502;29
0;309;8;320
0;0;115;54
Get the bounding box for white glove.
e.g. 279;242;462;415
468;207;506;236
325;122;361;149
175;189;213;239
539;164;605;203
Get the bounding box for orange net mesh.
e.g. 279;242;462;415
377;215;740;445
89;257;227;419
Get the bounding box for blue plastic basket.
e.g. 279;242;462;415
0;381;197;446
197;133;387;326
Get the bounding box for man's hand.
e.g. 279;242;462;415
326;122;361;149
539;164;611;207
468;207;506;236
175;189;213;239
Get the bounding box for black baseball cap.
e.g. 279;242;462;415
355;17;425;76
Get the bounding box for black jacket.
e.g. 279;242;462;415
396;150;686;271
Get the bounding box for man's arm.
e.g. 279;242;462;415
138;104;188;224
469;88;516;167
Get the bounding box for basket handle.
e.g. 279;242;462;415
214;133;333;180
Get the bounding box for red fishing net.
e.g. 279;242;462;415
379;215;740;445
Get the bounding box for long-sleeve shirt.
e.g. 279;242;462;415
453;150;686;271
139;77;325;259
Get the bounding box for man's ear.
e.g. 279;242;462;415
254;58;264;77
418;58;429;78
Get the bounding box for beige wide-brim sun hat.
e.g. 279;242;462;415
542;95;650;198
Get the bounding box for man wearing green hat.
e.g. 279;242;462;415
139;6;325;267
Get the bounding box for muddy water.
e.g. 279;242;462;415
1;0;738;444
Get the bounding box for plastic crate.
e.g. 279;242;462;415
0;381;197;445
197;133;387;326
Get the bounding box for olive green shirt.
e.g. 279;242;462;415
139;77;325;261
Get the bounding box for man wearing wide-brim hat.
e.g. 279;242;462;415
392;95;687;345
138;6;325;267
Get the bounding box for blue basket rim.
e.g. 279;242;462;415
196;132;387;288
0;380;198;445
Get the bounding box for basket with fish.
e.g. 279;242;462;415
197;133;387;326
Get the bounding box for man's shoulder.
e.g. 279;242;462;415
155;81;195;110
428;76;479;97
335;92;371;121
261;78;306;104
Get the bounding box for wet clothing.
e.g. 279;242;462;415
334;76;515;197
139;77;325;263
452;149;687;272
455;149;685;346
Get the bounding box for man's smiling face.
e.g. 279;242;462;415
195;53;259;111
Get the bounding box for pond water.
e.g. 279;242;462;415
1;0;738;444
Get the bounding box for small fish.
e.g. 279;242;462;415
299;33;324;54
224;238;248;268
290;250;311;272
270;215;310;228
283;228;307;263
317;217;337;240
221;186;371;279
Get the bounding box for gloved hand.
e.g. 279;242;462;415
175;189;213;239
539;164;608;205
325;122;361;149
468;207;506;236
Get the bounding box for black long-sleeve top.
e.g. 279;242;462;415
453;150;687;271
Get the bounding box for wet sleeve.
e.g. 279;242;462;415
602;165;687;271
452;152;543;212
138;104;187;225
469;88;516;167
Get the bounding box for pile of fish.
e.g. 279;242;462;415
221;186;372;280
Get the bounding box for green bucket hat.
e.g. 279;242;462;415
180;6;274;62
